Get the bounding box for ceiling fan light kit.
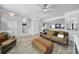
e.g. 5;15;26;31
43;8;48;12
38;4;55;13
42;4;48;12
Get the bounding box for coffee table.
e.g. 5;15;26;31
32;37;54;54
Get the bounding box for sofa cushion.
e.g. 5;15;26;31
0;32;8;43
0;34;6;43
0;34;5;40
64;32;68;36
59;32;64;34
51;36;65;42
3;32;8;38
53;31;58;36
0;32;8;39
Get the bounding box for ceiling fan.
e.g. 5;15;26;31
38;4;55;13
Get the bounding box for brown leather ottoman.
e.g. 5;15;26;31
32;37;54;54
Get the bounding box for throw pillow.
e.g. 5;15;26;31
57;34;64;39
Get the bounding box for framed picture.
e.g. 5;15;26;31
55;24;61;29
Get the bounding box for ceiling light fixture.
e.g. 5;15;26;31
38;4;55;13
43;8;48;12
43;4;48;12
8;12;15;16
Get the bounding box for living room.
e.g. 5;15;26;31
0;4;79;54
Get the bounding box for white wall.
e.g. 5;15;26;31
16;17;22;36
65;10;79;35
39;19;43;32
30;18;42;35
0;16;1;30
0;15;42;36
17;18;32;36
0;15;21;36
43;15;64;22
16;18;41;36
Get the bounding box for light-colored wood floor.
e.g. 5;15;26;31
7;35;75;54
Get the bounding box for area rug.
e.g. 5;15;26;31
7;35;75;54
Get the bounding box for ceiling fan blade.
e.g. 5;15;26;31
47;8;56;11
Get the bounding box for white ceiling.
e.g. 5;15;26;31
0;4;79;20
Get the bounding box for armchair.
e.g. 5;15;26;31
0;32;16;54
